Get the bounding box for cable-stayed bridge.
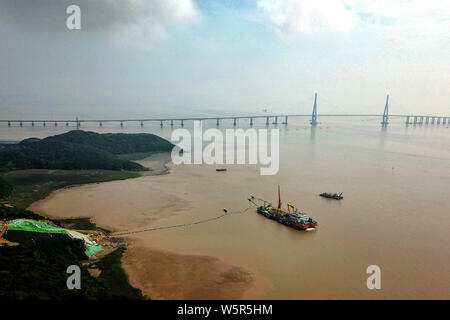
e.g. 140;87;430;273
1;94;449;128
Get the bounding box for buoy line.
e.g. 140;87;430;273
110;207;253;237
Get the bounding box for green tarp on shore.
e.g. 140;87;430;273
2;219;101;257
7;219;69;234
85;243;102;257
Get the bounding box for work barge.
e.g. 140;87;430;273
249;186;317;231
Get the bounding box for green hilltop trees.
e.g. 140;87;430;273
0;130;174;172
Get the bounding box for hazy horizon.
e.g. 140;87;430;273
0;0;449;120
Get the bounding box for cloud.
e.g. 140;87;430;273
257;0;450;47
257;0;359;37
349;0;450;49
0;0;200;46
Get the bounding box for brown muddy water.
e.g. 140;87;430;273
16;118;450;299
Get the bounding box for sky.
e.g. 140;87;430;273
0;0;449;120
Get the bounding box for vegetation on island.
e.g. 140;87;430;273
0;223;145;300
0;235;110;300
0;130;174;172
0;204;45;221
0;130;173;299
0;177;12;198
0;205;145;300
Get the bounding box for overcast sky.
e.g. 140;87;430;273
0;0;449;119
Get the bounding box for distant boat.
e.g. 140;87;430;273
320;192;343;200
216;168;227;172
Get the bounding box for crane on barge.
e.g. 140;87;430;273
248;186;317;230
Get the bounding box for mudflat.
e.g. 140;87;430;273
122;245;253;299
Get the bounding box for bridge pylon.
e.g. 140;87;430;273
310;93;318;125
381;94;389;126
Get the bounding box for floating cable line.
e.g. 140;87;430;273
110;207;253;236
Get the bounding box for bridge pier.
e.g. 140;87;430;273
272;116;278;125
8;114;450;130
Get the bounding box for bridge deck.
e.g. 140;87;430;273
1;114;449;123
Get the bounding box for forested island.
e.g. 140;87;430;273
0;130;174;299
0;130;174;171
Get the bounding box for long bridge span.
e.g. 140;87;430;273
1;95;449;128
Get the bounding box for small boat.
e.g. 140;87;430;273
216;168;227;172
320;192;343;200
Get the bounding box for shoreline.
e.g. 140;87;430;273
28;152;257;299
26;153;172;233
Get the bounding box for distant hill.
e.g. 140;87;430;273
43;130;174;154
0;130;174;172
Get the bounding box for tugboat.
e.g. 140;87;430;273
249;186;317;230
320;192;343;200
